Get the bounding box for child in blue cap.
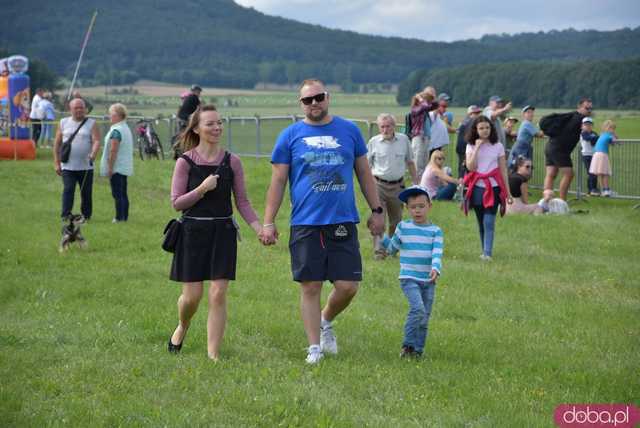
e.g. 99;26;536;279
381;185;443;358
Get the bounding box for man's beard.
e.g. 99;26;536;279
306;106;328;123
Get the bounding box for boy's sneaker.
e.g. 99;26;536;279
305;345;323;364
320;324;338;355
400;345;417;358
589;190;600;197
602;189;612;197
480;254;492;262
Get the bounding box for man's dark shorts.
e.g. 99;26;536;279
544;142;573;168
289;222;362;282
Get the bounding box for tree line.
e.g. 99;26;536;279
396;58;640;109
2;0;640;90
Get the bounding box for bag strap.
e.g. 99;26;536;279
66;118;89;145
178;151;231;216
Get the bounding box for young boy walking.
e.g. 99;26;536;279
381;185;443;358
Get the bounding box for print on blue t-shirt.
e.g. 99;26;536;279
271;117;368;226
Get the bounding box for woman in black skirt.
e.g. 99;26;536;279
168;105;261;360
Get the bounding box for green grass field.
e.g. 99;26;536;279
1;149;638;426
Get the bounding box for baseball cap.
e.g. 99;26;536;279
489;95;502;103
190;84;202;91
398;185;431;203
506;116;519;122
467;105;482;114
438;93;451;102
582;117;593;124
522;105;535;113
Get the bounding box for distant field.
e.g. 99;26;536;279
75;82;640;139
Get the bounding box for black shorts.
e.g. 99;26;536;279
289;223;362;282
544;143;573;168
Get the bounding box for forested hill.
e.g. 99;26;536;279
397;58;640;109
3;0;640;88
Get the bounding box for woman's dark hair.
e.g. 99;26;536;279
464;115;498;145
179;104;219;152
511;154;530;173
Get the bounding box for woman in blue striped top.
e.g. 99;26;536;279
381;185;443;358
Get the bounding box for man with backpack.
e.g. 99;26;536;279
542;98;593;200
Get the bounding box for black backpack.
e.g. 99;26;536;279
539;112;574;137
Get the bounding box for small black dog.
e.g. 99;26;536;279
59;214;88;252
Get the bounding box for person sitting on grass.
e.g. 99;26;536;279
420;150;462;201
381;185;443;359
506;156;543;215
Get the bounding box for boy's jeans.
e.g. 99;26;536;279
400;279;436;354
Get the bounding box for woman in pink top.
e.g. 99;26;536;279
420;151;462;200
464;116;512;261
168;105;262;361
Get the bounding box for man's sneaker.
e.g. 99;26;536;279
320;324;338;355
305;345;323;364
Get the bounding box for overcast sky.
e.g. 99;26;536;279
235;0;640;42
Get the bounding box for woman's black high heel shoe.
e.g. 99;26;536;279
168;337;183;353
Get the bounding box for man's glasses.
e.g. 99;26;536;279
300;92;327;105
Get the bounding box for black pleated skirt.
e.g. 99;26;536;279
170;218;237;282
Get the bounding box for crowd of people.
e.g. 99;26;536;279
44;79;622;365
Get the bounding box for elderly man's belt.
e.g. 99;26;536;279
375;176;403;185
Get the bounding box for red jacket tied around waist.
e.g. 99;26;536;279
462;168;508;216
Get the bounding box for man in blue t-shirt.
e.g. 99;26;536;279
261;79;385;364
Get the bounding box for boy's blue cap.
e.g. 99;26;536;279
398;185;431;203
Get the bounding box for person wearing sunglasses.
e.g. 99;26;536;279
262;79;385;364
506;156;543;215
420;151;462;201
367;113;418;260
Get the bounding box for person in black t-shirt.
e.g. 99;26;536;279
177;85;202;130
543;98;593;201
507;156;543;215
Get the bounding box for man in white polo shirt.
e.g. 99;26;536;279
367;113;418;259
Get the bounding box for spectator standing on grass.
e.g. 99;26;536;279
367;113;418;260
53;98;101;221
462;115;512;261
100;103;134;223
167;105;262;361
543;98;593;201
503;116;518;153
380;185;443;359
406;87;438;178
40;92;56;147
29;87;44;145
428;93;455;160
483;95;512;147
177;84;202;131
506;156;543;215
261;79;385;364
579;117;599;196
508;105;543;170
456;105;482;178
589;119;619;197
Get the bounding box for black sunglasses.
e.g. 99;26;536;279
300;92;327;105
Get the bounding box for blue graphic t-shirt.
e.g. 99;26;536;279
271;116;368;226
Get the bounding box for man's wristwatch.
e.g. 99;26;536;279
372;206;383;214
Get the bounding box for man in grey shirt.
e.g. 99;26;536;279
367;113;418;259
53;98;101;220
483;95;512;146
